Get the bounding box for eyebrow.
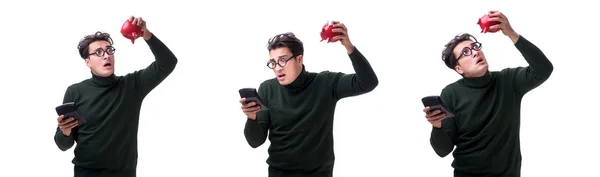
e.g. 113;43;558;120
270;54;289;60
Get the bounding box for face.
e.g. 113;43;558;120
267;47;303;85
85;40;116;77
453;40;488;77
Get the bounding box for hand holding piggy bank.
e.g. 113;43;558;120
477;14;500;33
120;19;144;44
320;21;342;43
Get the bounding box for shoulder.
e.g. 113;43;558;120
494;67;524;84
441;81;461;102
442;80;461;93
67;79;88;91
315;70;343;83
441;83;457;97
317;70;342;77
497;67;525;77
258;78;277;92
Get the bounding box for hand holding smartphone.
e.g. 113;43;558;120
421;96;454;118
55;102;87;125
239;88;268;109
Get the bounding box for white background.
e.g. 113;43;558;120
0;0;598;176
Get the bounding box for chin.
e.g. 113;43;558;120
98;71;114;77
278;80;291;85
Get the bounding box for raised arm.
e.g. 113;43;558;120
430;87;457;157
54;86;76;151
512;35;554;95
332;46;379;100
133;33;178;97
244;82;271;148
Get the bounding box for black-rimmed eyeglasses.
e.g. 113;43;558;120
266;54;297;69
89;46;116;57
456;42;482;60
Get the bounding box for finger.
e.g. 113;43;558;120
331;35;346;42
427;114;446;121
425;110;442;118
489;24;501;31
58;117;74;126
128;16;134;22
239;98;246;104
331;28;347;35
487;17;502;22
427;117;444;123
423;107;430;113
241;102;256;109
65;120;79;129
332;23;347;31
489;11;507;20
60;119;77;128
62;122;78;130
57;115;65;122
242;106;261;113
136;17;144;26
488;10;499;15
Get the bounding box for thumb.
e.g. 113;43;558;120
423;106;430;113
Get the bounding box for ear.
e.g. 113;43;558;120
454;64;464;75
85;59;91;68
296;55;303;64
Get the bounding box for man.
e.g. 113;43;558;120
240;21;379;177
424;11;553;177
54;16;178;177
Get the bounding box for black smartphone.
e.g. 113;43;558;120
239;88;268;109
421;96;455;118
55;102;87;125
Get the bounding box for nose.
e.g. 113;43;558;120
472;49;480;58
274;63;284;72
102;53;110;60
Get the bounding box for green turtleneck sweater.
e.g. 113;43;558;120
430;35;553;177
53;34;177;177
244;46;378;176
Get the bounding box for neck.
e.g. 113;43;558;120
91;72;117;87
462;70;492;88
283;65;309;90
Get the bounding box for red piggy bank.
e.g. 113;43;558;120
120;20;144;44
477;14;500;33
320;21;342;43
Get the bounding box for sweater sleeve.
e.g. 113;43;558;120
133;34;179;98
332;46;379;100
429;87;457;157
244;82;271;148
54;86;76;151
512;35;554;96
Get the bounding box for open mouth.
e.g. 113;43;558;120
103;63;112;67
476;58;484;64
276;73;285;79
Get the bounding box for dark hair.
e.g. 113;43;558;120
77;31;113;59
441;33;478;69
267;32;304;56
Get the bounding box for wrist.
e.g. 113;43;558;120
345;44;355;54
143;31;153;40
62;131;71;137
507;31;520;44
